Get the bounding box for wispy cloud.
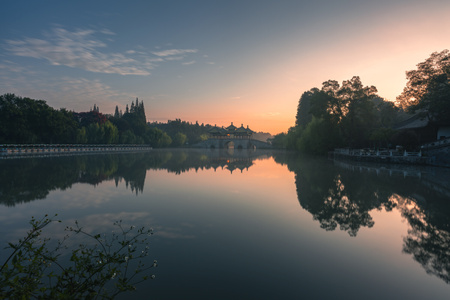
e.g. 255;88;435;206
152;49;198;57
3;26;201;75
99;28;116;36
0;60;34;74
261;112;281;117
3;27;153;75
182;60;196;65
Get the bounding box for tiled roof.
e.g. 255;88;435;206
208;122;254;135
394;113;429;130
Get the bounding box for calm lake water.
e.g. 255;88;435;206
1;149;450;299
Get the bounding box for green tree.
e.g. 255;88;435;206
339;79;378;147
271;132;288;149
296;116;341;154
172;132;188;147
86;123;103;144
285;127;302;150
295;90;314;127
397;49;450;123
0;94;81;144
102;120;119;144
290;76;380;152
76;127;88;144
121;98;148;138
120;130;138;144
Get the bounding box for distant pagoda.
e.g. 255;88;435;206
208;122;254;139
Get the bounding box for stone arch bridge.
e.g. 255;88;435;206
193;138;271;149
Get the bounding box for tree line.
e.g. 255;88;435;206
0;95;215;147
149;119;211;147
272;49;450;153
0;95;161;146
1;94;274;147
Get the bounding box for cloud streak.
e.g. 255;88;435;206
3;27;199;76
4;27;150;75
152;49;198;57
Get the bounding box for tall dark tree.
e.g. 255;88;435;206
114;105;120;118
295;90;314;127
289;76;381;152
338;76;378;147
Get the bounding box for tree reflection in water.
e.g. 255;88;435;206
274;151;450;285
276;153;396;237
312;175;375;236
2;149;450;285
394;194;450;284
0;149;265;206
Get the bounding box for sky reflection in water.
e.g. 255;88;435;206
0;149;449;299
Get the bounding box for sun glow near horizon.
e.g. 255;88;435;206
1;1;450;135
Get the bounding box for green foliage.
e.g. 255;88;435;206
0;94;79;144
76;127;88;144
296;117;340;154
150;119;212;146
102;121;120;144
172;132;187;147
0;94;175;146
145;128;172;148
110;98;168;145
270;132;288;149
0;214;156;299
295;90;314;127
288;76;408;153
285;127;302;150
85;121;119;144
397;49;450;124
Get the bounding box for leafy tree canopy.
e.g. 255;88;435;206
397;49;450;123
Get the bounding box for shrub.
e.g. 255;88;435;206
0;214;156;299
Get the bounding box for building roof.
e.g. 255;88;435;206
226;122;237;131
394;113;429;130
208;122;254;135
235;124;254;135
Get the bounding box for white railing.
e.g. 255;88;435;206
0;144;152;156
334;148;422;157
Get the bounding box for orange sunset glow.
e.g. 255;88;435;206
2;1;450;134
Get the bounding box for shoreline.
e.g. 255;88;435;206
0;144;152;159
330;143;450;168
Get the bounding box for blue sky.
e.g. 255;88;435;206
1;0;450;134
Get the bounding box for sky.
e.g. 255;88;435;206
1;0;450;134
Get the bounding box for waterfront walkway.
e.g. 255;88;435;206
332;137;450;168
0;144;152;158
331;148;431;166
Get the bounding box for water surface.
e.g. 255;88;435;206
1;149;449;299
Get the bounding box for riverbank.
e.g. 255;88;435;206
330;138;450;168
330;148;432;166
